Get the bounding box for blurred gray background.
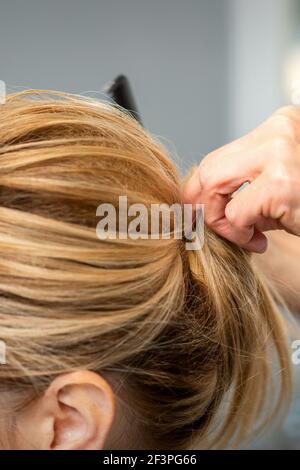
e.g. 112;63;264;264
0;0;300;449
0;0;296;162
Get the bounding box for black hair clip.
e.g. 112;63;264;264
105;75;143;126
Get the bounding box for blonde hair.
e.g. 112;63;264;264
0;90;292;449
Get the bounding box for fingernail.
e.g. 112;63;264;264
255;238;268;253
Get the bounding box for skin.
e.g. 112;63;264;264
6;371;147;450
4;106;300;448
183;106;300;253
184;105;300;312
14;371;116;450
8;235;298;450
253;230;300;313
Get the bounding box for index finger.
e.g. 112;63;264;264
183;143;270;249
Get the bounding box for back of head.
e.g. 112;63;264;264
0;90;292;449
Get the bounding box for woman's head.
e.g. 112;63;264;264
0;90;292;449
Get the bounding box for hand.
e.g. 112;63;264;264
183;106;300;253
253;231;300;312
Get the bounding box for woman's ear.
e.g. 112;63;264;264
16;370;115;450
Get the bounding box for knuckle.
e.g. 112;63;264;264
270;136;295;159
199;154;226;192
270;113;298;140
274;105;299;118
226;205;238;225
266;163;293;202
198;159;213;189
278;178;293;204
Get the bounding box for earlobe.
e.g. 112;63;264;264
17;371;115;450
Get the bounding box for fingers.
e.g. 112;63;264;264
197;140;273;197
183;168;202;205
183;140;266;207
183;105;300;252
224;174;275;251
225;178;265;230
200;170;270;252
242;230;268;253
205;208;268;253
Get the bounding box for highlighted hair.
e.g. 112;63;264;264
0;90;292;449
